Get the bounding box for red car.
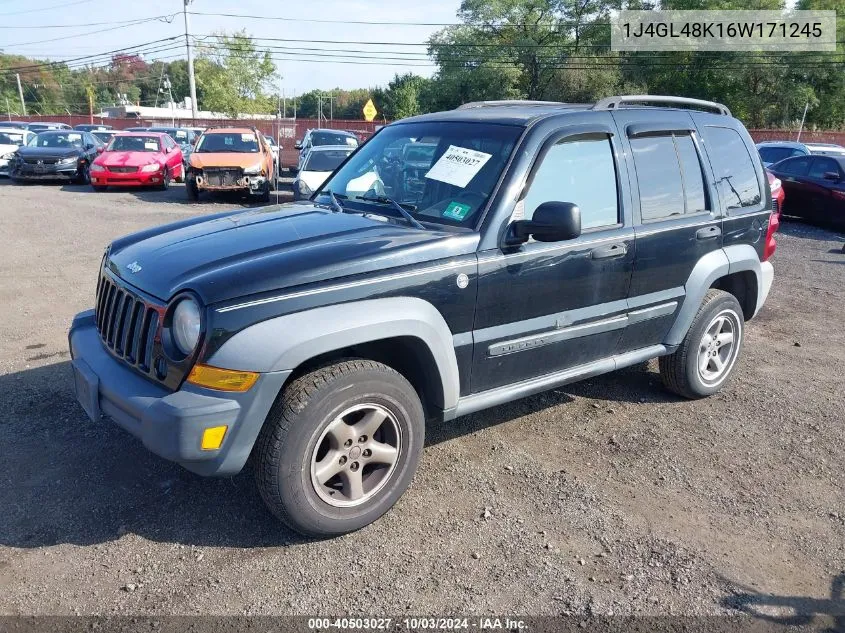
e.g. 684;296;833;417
90;132;183;191
767;168;784;219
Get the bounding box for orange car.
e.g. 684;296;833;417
186;126;274;202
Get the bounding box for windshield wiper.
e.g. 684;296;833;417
356;194;425;229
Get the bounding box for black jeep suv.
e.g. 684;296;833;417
69;96;777;536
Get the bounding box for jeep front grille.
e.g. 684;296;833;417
203;168;242;187
94;274;161;373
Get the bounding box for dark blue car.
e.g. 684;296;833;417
769;154;845;231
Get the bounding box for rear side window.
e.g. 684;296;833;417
777;156;811;176
523;134;619;230
701;127;762;210
808;157;840;179
630;132;707;220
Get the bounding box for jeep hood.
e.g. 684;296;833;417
105;202;479;304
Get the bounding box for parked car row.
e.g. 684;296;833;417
757;140;845;230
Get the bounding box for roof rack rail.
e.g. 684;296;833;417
592;95;731;117
457;100;565;109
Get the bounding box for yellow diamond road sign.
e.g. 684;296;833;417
362;99;378;122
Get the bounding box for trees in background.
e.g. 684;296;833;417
3;0;845;129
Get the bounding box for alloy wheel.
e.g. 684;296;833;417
698;309;741;385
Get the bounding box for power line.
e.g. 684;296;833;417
2;15;178;48
0;14;178;29
0;0;93;16
0;38;183;73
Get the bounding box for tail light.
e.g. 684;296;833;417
762;211;779;261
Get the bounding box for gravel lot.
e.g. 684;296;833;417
0;178;843;621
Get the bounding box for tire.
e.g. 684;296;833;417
186;177;200;201
92;185;108;192
254;359;425;537
175;163;185;183
659;289;744;399
74;162;90;185
158;167;170;191
258;180;271;203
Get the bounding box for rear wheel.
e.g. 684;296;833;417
258;179;271;203
660;289;744;399
254;359;425;537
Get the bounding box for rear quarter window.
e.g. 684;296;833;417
701;127;762;211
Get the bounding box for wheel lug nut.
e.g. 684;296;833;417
344;439;352;448
358;435;367;443
350;462;359;471
363;449;372;458
339;456;347;465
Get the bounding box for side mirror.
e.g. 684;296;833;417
96;146;105;154
823;171;840;181
508;201;581;245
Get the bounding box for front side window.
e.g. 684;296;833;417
523;134;619;229
776;156;811;176
195;132;259;153
317;121;522;228
701;126;762;210
808;157;840;179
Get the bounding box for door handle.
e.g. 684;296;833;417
696;226;721;240
590;243;628;259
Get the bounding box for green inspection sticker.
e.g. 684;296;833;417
442;201;472;221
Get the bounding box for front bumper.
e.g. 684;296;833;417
91;169;163;187
0;158;10;176
195;173;267;195
68;310;289;476
12;163;78;179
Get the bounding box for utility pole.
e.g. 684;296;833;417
15;74;26;116
163;77;175;126
183;0;198;121
6;96;11;121
796;102;809;142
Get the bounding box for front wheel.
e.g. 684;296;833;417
186;177;200;201
254;359;425;537
74;162;90;185
659;289;744;399
158;167;171;191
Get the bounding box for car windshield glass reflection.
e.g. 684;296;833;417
305;150;351;172
196;133;259;153
107;136;161;152
0;132;25;145
28;132;83;148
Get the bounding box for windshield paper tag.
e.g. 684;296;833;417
241;133;255;142
425;145;492;188
144;142;158;150
443;201;472;221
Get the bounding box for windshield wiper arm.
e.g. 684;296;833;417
356;194;425;229
324;189;345;213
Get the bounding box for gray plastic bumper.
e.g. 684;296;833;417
68;310;289;476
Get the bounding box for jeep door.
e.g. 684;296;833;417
471;120;635;392
610;111;727;353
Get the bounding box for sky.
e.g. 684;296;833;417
0;0;464;94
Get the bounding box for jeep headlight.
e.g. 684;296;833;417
171;297;201;355
140;163;161;173
243;162;263;175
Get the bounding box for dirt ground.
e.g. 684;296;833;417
0;178;843;622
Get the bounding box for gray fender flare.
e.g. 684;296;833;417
665;244;763;346
208;297;461;410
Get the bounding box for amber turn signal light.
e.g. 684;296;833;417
187;364;259;392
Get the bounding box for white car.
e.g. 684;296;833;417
293;145;354;200
0;128;34;176
295;129;359;172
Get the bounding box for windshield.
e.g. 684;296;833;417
196;132;259;153
28;132;84;148
312;131;358;147
0;132;25;145
305;148;352;172
150;128;191;144
93;131;115;143
316;121;522;228
107;135;161;152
